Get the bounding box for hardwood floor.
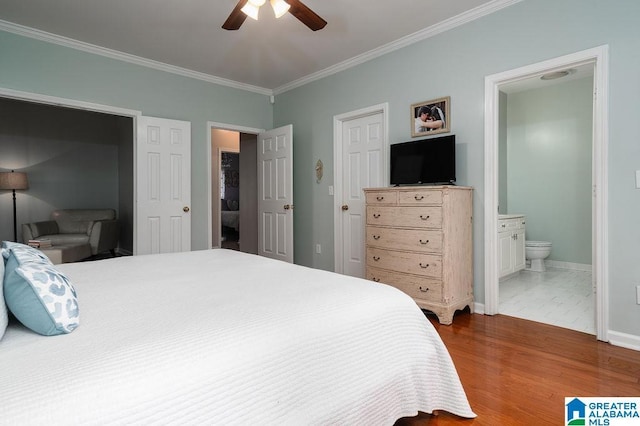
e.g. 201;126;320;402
396;310;640;425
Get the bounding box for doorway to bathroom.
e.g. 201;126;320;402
484;46;609;341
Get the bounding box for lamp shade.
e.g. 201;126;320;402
0;171;29;190
270;0;290;18
241;2;260;20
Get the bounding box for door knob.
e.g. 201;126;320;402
183;206;190;212
341;205;349;211
284;204;290;210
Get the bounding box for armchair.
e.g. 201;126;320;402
22;209;120;256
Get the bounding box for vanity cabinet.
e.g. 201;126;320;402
498;215;526;279
363;186;473;325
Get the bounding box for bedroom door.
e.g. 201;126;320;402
334;105;387;278
257;125;294;263
136;116;191;255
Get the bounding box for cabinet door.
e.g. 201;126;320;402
513;228;526;272
498;231;513;278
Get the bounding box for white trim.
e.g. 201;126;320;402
333;103;389;274
206;121;265;250
483;45;609;341
274;0;522;94
0;20;272;96
1;1;520;96
608;330;640;352
544;260;592;272
0;87;141;117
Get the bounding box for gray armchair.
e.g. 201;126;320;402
22;209;120;255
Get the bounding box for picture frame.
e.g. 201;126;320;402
411;96;450;137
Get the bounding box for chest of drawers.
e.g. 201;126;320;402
364;186;473;324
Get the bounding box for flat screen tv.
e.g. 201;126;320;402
390;135;456;185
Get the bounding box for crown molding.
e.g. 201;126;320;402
273;0;522;94
1;0;520;97
0;19;273;96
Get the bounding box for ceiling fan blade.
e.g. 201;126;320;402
286;0;327;31
222;0;249;30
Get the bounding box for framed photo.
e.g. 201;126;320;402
411;96;450;137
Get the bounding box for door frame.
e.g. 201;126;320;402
483;45;609;341
206;121;264;249
333;103;389;274
0;87;141;250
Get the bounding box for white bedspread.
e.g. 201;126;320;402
0;249;474;425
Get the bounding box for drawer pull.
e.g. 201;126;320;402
419;286;430;292
373;235;381;240
419;239;430;245
376;196;384;201
373;256;380;261
414;195;424;201
373;213;381;218
371;277;381;282
501;223;506;228
419;263;430;269
419;215;430;220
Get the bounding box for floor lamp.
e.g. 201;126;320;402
0;170;29;242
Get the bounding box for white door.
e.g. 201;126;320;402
339;111;385;278
136;116;191;255
257;125;294;263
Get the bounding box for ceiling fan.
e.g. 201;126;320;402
222;0;327;31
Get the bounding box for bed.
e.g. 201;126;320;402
1;247;475;424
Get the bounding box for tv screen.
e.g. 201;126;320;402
390;135;456;185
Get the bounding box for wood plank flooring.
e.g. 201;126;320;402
396;310;640;425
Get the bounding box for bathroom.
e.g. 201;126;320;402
497;65;595;334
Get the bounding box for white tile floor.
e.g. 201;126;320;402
499;267;595;335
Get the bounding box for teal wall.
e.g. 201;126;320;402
505;77;593;266
274;0;640;337
2;0;639;338
0;30;273;251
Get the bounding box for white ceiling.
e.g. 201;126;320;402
0;0;516;93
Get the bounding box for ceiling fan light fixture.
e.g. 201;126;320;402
270;0;290;18
241;2;260;20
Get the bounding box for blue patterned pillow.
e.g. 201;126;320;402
4;249;79;336
0;256;7;340
2;241;52;264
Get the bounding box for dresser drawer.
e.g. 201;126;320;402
398;189;443;205
367;247;442;278
498;217;526;232
365;191;397;205
366;226;443;253
367;206;442;228
367;266;443;303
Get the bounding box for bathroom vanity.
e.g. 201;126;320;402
498;214;526;279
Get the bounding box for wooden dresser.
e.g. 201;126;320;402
363;186;473;324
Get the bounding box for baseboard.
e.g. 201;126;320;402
544;260;592;272
473;302;485;315
607;330;640;351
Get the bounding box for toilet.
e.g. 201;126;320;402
525;240;552;272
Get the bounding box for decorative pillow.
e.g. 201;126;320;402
2;241;52;264
0;256;7;341
3;250;79;336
